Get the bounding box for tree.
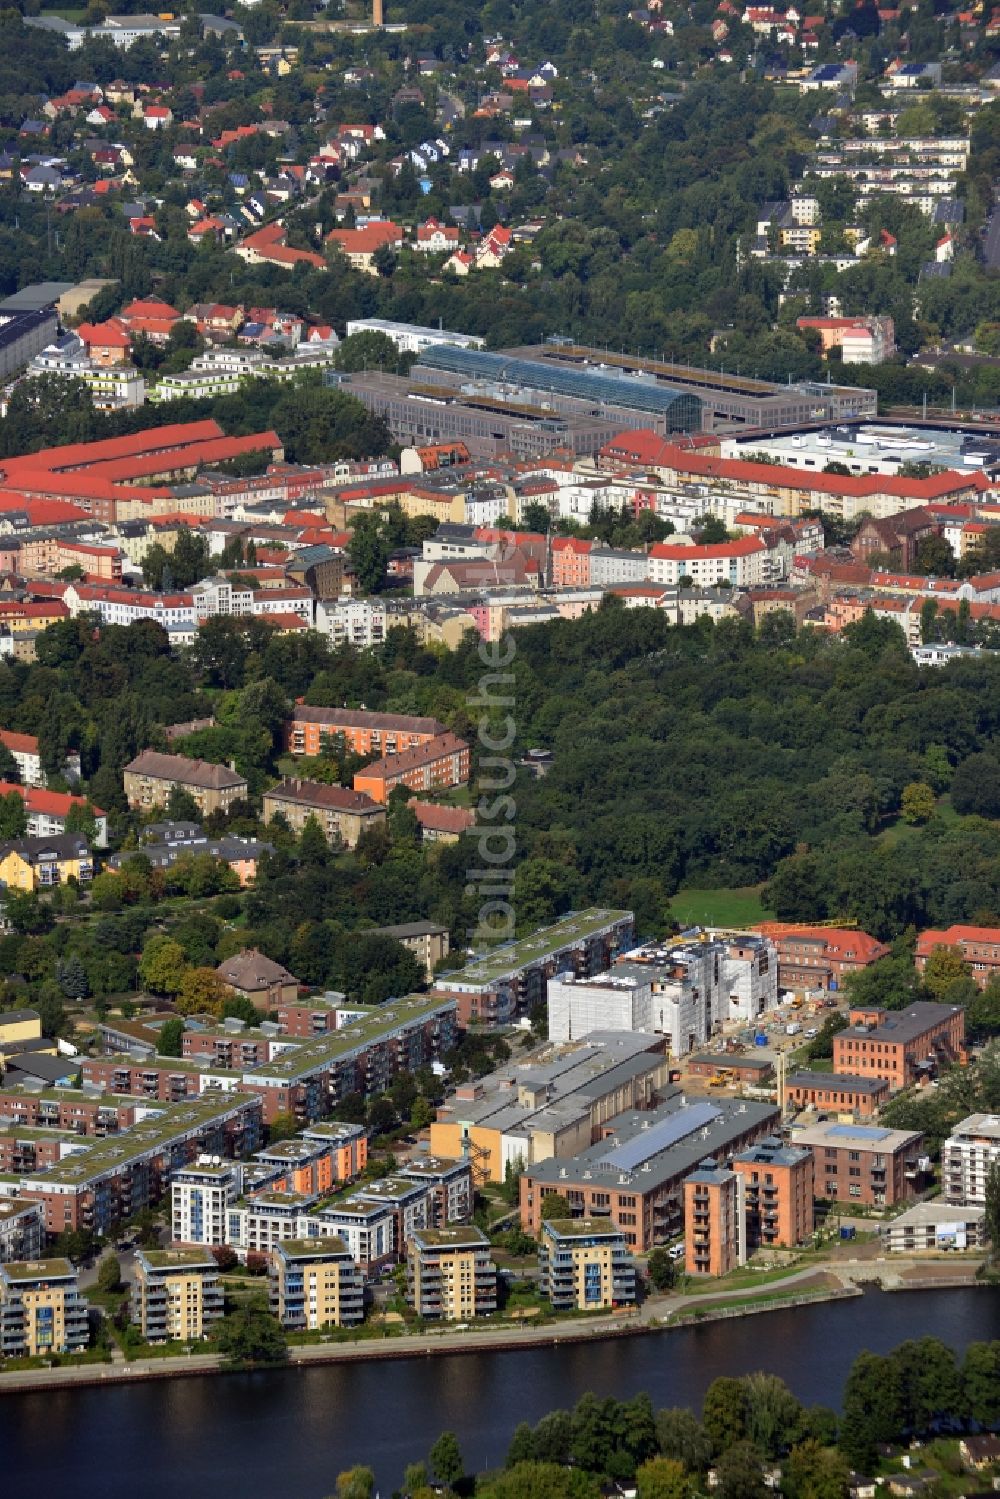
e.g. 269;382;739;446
636;1458;691;1499
963;1341;1000;1427
429;1431;464;1488
175;965;228;1016
0;790;27;839
785;1441;850;1499
900;782;935;825
57;953;90;1000
703;1378;748;1454
139;935;188;996
697;515;729;544
267;1112;299;1144
985;1160;1000;1261
540;1192;572;1221
298;815;330;867
714;1442;767;1499
743;1372;803;1459
481;1464;601;1498
158;1016;185;1056
334;1468;375;1499
655;1409;712;1473
913;534;954;578
646;1247;677;1292
97;1253;122;1293
952;753;1000;819
922;944;971;1000
213;1306;287;1366
411;1095;433;1130
347;516;390;595
838;1352;903;1471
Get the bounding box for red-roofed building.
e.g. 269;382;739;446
552;536;593;587
407;798;475;843
916;926;1000;990
755;923;890;992
648;536;767;587
415;218;460;253
237;222;327;271
76;318;131;367
325;220;403;274
0;781;106;845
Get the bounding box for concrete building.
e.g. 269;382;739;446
832;1002;966;1090
434;908;636;1027
732;1136;814;1249
0;1258;88;1356
132;1248;223;1342
0;1200;44;1264
171;1161;246;1246
648;538;768;589
372;920;451;979
269;1237;364;1330
407;1225;497;1319
538;1218;636;1311
796;316;895;364
123;750;248;816
345;318;484;356
684;1163;746;1277
519;1094;778;1249
881;1201;985;1253
261;779;385;848
790;1120;927;1206
943;1114;1000;1206
784;1071;889;1119
431;1031;671;1185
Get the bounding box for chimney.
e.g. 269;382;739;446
372;0;383;23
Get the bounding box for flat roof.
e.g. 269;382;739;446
885;1201;984;1230
137;1247;217;1270
1;1257;75;1282
542;1217;626;1239
787;1071;888;1094
434;909;632;991
243;994;456;1085
841;1002;962;1046
410;1225;489;1248
275;1235;351;1258
736;423;1000;478
791;1119;922;1151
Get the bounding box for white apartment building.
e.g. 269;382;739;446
547;972;656;1043
315;597;391;649
648;537;767;588
942;1114;1000;1206
344;318;485;356
25;334;146;411
171;1162;242;1246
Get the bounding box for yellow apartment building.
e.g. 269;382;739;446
0;1258;89;1357
269;1237;365;1330
132;1248;223;1342
407;1226;497;1320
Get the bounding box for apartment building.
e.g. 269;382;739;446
132;1248;223;1342
372;920;450;979
732;1136;814;1249
796;316;895;364
519;1095;778;1249
0;1258;88;1357
20;1092;264;1235
755;924;889;992
431;1031;671;1185
433;908;635;1027
0;1084;142;1137
407;1225;497;1319
353;732;470;805
0;784;107;847
0;1199;44;1263
284;707;445;759
915;925;1000;991
785;1071;889;1119
0;728;79;788
832;1002;965;1090
257;1126;368;1197
123;750;248;816
942;1114;1000;1206
648;537;768;588
269;1237;365;1330
261;778;385;848
684;1164;746;1277
538;1219;636;1311
172;1161;246;1246
393;1155;473;1227
791;1120;926;1206
881;1202;985;1254
0;834;96;892
181;1026;286;1070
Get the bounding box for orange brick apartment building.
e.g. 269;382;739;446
832;1001;965;1091
284;706;446;759
353;732;470;805
915;925;1000;991
755;924;889;992
732;1136;814;1249
684;1164;745;1276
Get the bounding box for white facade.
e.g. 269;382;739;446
172;1164;241;1246
943;1114;1000;1206
648;539;767;588
881;1201;984;1252
315;597;390;649
345;318;485;356
547;972;655;1044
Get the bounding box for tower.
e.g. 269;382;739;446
372;0;383;25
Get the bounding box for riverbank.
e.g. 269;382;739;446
0;1255;984;1396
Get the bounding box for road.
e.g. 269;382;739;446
983;202;1000;270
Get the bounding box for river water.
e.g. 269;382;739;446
3;1287;998;1498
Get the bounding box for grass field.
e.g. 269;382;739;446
670;884;774;929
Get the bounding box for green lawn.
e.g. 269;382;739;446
670;884;774;929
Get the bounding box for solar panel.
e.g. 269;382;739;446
599;1101;722;1171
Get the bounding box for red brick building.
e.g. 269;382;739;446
353;732;470;805
284;706;445;760
784;1071;889;1118
915;925;1000;991
755;924;889;992
832;1001;966;1091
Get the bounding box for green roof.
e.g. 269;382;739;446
136;1247;218;1271
433;909;632;991
542;1217;627;1241
410;1225;490;1249
275;1236;351;1259
0;1087;144;1106
0;1124;87;1144
96;1053;242;1077
22;1092;257;1187
2;1257;76;1283
242;994;456;1085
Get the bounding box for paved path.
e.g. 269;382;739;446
0;1256;983;1395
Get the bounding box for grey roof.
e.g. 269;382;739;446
787;1070;887;1094
0;282;72;313
373;921;449;939
124;750;247;792
840;1001;961;1046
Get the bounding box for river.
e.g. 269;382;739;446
3;1287;998;1498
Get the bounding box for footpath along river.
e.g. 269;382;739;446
2;1285;998;1498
